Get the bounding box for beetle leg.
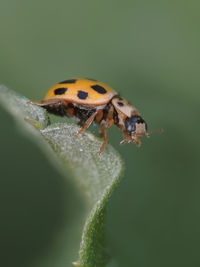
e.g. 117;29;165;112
135;136;141;147
120;131;131;145
99;125;108;154
77;111;98;136
28;100;44;105
28;98;67;107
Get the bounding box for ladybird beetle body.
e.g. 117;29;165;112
30;78;148;153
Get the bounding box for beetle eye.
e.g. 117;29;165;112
117;101;124;107
125;115;146;134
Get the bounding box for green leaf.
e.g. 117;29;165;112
0;84;124;267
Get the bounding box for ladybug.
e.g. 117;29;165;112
29;78;148;153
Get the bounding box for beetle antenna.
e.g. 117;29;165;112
146;129;164;137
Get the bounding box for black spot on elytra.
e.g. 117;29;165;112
54;88;67;95
77;90;88;100
91;84;107;94
59;79;77;84
117;101;124;106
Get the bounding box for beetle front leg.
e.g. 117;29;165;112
120;130;132;145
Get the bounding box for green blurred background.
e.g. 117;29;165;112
0;1;200;266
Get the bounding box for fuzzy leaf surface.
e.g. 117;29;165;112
0;84;124;267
